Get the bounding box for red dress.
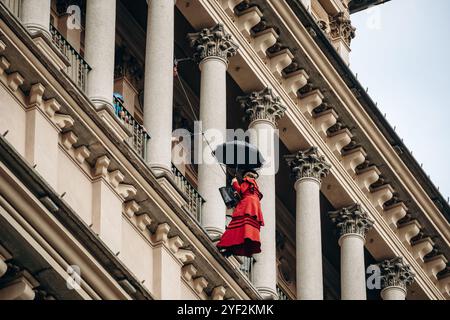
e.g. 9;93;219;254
217;177;264;257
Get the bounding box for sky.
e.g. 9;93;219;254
350;0;450;202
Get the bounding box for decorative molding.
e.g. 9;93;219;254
212;286;227;300
181;264;198;282
329;203;374;239
376;257;415;291
192;277;208;295
136;213;152;232
188;24;239;64
285;146;331;182
7;72;24;92
0;56;11;76
330;12;356;46
93;155;110;178
117;184;137;199
237;87;286;127
61;131;78;150
152;223;171;244
123;200;140;219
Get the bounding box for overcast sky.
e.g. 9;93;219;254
350;0;450;202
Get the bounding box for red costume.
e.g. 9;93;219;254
217;177;264;257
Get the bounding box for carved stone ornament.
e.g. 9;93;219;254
188;24;239;63
237;87;286;126
377;257;416;290
330;13;356;46
329;204;374;238
285;146;331;182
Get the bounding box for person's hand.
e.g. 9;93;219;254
231;177;238;184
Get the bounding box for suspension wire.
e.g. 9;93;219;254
174;58;229;177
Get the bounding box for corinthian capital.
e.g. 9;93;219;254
285;147;331;182
377;257;415;290
329;204;374;239
188;24;239;64
237;87;286;127
330;13;356;46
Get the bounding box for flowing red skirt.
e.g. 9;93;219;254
217;215;262;257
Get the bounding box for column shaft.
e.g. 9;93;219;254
340;234;367;300
295;178;323;300
381;287;406;300
250;120;277;299
85;0;117;109
143;0;176;172
21;0;51;37
197;58;227;235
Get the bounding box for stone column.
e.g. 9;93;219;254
84;0;117;109
143;0;177;173
329;204;374;300
377;257;415;300
238;88;286;299
188;24;238;237
285;147;331;300
21;0;51;38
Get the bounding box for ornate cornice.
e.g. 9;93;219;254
237;87;286;127
377;257;416;290
285;147;331;182
330;13;356;46
187;24;239;64
329;204;374;239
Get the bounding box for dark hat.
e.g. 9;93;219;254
244;169;259;179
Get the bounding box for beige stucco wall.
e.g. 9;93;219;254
92;178;123;254
180;280;200;300
57;147;93;225
120;218;154;292
0;77;202;300
0;84;26;155
25;106;59;188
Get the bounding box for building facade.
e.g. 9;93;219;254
0;0;449;300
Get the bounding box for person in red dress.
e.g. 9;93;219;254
217;170;264;257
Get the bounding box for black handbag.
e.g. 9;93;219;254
219;186;241;209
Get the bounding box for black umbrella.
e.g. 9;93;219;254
213;140;265;171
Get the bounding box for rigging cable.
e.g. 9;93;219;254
174;58;229;177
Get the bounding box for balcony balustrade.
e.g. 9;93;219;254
50;24;90;92
239;256;255;282
113;96;150;160
276;285;291;300
171;164;205;222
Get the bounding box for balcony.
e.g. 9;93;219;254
171;164;205;222
113;95;150;160
238;256;255;282
50;24;91;92
276;285;291;300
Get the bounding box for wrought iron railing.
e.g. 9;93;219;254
113;96;150;160
276;285;291;300
171;164;204;222
49;24;90;92
239;256;254;281
1;0;21;18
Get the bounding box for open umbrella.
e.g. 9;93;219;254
213;140;265;171
214;140;265;209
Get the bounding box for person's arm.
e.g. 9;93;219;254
231;178;241;193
